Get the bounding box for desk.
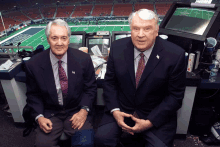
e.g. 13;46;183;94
0;61;25;123
1;62;201;136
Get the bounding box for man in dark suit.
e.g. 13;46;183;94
95;9;186;147
25;19;97;147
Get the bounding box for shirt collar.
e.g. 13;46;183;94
50;49;67;66
134;43;155;60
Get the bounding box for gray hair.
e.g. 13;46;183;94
45;19;71;38
128;9;159;29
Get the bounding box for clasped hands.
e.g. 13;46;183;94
113;110;153;135
37;109;88;134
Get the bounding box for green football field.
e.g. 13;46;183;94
173;7;214;20
0;20;130;52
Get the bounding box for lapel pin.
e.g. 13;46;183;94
72;71;75;74
156;55;160;59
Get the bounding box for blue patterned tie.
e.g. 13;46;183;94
58;60;68;99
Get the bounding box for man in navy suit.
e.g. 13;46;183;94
25;19;97;147
95;9;186;147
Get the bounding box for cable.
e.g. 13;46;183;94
199;89;220;99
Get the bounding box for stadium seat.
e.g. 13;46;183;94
58;132;71;147
119;132;145;147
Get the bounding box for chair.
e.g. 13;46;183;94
119;132;145;147
58;132;71;147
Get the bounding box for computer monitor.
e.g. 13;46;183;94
87;38;110;56
86;32;111;56
159;2;220;42
112;31;131;42
69;31;86;49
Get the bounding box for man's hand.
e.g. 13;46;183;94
112;110;133;134
38;117;53;134
123;115;153;134
69;109;88;130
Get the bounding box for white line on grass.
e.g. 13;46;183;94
22;28;45;45
112;26;116;31
92;26;97;32
26;33;45;46
0;27;31;44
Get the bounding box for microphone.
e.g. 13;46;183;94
17;42;21;53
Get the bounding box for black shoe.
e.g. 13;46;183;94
200;133;220;145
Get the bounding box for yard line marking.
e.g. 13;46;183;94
26;32;45;46
22;28;45;44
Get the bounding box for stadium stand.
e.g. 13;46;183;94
1;16;17;30
16;0;32;8
56;6;75;18
23;8;42;20
155;3;172;15
35;0;56;6
0;22;5;33
113;4;133;16
96;0;114;4
6;11;30;22
134;3;154;11
72;5;93;17
85;0;95;4
40;6;56;18
92;4;112;16
77;0;89;3
0;1;17;12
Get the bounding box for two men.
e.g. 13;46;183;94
95;9;186;147
26;8;186;147
25;19;97;147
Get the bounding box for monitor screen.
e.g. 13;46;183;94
88;38;110;56
69;35;83;49
115;34;131;40
159;2;220;41
165;7;215;35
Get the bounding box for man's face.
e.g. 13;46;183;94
130;14;159;52
47;24;69;59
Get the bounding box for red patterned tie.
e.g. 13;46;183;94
135;53;145;89
58;60;68;99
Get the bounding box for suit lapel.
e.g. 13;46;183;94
124;39;136;88
65;48;77;107
40;49;59;105
137;37;164;89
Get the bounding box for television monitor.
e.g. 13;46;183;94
85;32;111;56
87;38;110;56
159;2;220;42
69;31;86;49
112;31;131;42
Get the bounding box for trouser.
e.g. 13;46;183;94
94;122;169;147
35;110;93;147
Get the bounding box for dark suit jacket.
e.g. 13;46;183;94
25;47;97;121
100;37;186;146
